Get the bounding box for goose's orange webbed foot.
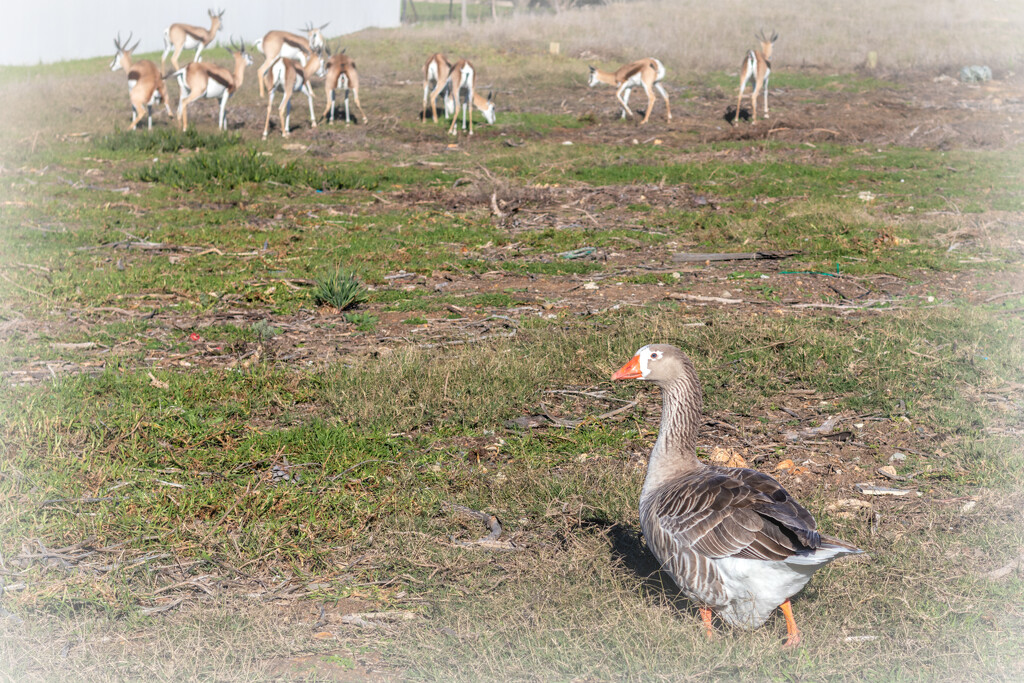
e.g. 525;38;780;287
779;599;802;648
699;607;715;639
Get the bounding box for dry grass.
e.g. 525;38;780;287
411;0;1024;73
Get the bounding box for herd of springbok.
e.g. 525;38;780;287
109;9;777;137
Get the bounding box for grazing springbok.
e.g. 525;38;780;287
422;53;455;122
587;58;672;124
446;59;495;136
110;33;173;131
255;23;328;98
262;49;327;139
173;38;252;132
322;48;367;124
161;9;224;73
734;30;778;124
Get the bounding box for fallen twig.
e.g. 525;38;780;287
340;611;417;627
489;192;507;218
783;415;843;441
672;250;799;263
49;341;104;351
666;292;746;305
444;502;515;550
854;483;918;497
39;496;122;507
139;598;185;615
985;552;1024;581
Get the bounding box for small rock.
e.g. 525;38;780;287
959;65;992;83
877;465;899;479
890;452;907;462
582;282;599;290
961;500;977;513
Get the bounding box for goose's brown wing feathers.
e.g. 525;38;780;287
652;467;821;562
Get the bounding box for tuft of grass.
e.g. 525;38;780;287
127;147;448;190
312;268;367;312
95;128;242;154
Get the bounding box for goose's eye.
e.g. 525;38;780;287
649;351;662;361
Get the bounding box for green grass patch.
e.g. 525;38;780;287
128;148;449;190
95;128;243;154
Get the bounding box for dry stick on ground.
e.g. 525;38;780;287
667;292;746;305
443;502;515;550
538;398;640;428
489;192;507;218
543;389;634;403
671;250;799;263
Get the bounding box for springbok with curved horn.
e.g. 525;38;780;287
734;30;778;124
110;33;173;131
587;58;671;124
173;38;252;132
254;23;328;98
161;9;224;73
323;47;367;124
263;49;326;139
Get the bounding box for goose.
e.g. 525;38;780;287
612;344;862;647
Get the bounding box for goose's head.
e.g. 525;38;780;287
612;344;689;387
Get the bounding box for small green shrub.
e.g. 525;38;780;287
312;268;367;312
343;312;378;332
249;320;281;341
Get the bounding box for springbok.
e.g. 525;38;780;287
422;53;455;122
263;50;327;139
254;23;328;98
322;48;367;124
161;9;224;73
173;38;252;132
734;30;778;124
110;33;173;131
587;58;672;124
446;59;494;136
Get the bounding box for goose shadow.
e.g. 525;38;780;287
583;516;704;621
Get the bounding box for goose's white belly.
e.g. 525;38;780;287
713;556;817;628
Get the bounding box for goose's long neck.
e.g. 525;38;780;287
641;372;703;499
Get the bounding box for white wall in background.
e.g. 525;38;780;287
1;1;400;65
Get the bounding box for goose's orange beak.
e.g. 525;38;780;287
612;355;642;380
